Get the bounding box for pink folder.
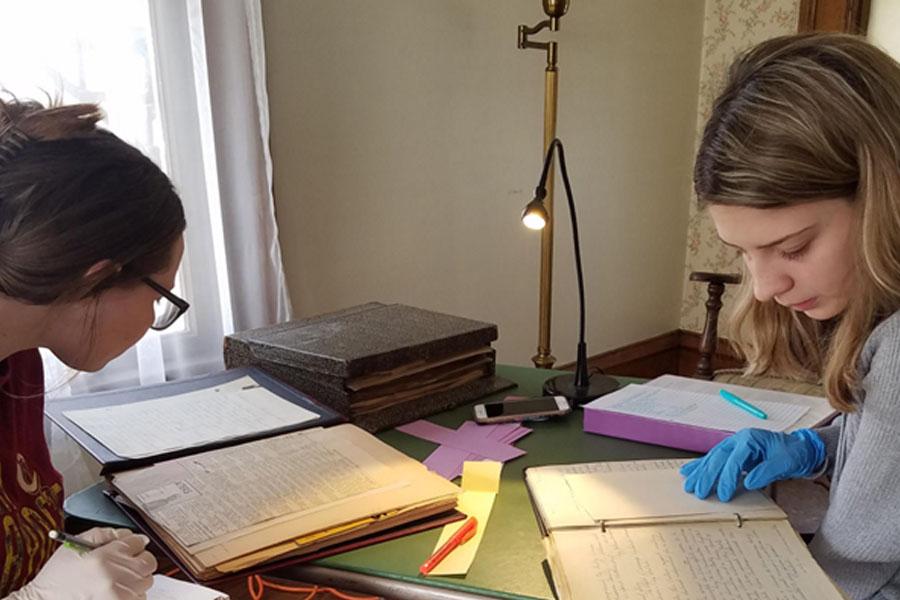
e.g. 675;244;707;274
582;408;732;453
582;376;838;454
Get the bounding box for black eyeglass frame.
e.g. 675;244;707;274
141;277;190;331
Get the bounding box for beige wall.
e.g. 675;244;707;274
679;0;800;334
262;1;704;366
869;0;900;60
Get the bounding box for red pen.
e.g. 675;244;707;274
419;516;478;575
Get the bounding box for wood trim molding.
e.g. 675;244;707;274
557;329;744;380
798;0;871;34
560;330;681;370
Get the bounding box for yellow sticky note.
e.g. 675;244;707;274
425;460;501;576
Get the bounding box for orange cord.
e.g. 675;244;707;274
246;574;381;600
162;567;380;599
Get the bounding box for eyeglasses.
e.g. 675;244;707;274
142;277;190;331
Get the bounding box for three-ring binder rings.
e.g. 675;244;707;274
524;459;845;600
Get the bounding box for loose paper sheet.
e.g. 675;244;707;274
549;521;845;600
642;374;835;430
148;575;227;600
64;376;320;458
425;460;501;576
586;384;809;432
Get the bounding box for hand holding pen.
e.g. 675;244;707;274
12;528;157;600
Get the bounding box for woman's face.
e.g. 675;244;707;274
50;236;185;372
708;199;857;321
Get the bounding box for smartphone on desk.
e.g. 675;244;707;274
473;395;571;424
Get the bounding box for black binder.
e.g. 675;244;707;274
45;367;345;474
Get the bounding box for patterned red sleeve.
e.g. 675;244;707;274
0;349;64;596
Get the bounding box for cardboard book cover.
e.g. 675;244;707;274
223;303;516;430
224;302;499;377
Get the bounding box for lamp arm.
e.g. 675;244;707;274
551;139;590;389
534;137;558;197
517;20;552;51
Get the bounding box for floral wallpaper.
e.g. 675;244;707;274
680;0;800;333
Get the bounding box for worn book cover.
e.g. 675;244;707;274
224;303;515;431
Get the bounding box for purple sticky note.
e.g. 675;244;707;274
404;420;531;480
396;420;525;462
458;421;532;465
423;445;470;479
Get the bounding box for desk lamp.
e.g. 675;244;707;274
522;138;619;405
518;0;570;369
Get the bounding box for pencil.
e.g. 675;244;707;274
48;529;100;553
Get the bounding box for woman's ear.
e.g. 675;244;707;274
82;259;122;281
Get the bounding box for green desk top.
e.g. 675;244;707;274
65;365;697;599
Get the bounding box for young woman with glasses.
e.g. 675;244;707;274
682;33;900;599
0;97;188;599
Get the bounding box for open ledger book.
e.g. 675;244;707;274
525;459;846;600
110;423;460;581
47;368;461;581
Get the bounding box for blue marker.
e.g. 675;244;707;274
719;389;768;420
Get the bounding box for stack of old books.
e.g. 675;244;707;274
224;302;514;431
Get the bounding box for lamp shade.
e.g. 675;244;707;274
521;198;549;230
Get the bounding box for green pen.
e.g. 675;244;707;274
48;529;99;554
719;389;768;420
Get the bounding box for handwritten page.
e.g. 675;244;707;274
111;424;460;569
549;520;845;600
64;376;320;458
149;575;227;600
117;427;393;548
526;459;692;529
563;468;779;523
586;384;809;432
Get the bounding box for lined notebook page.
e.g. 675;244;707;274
63;376;320;458
526;459;691;529
149;575;228;599
563;468;779;522
586;384;809;432
549;521;846;600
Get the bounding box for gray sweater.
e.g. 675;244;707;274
811;310;900;600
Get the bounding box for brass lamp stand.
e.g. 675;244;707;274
519;0;568;369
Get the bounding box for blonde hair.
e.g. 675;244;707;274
694;33;900;411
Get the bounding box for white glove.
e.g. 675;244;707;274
6;527;157;600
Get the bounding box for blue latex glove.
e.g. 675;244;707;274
680;428;825;502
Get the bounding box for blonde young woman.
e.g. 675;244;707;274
681;33;900;599
0;98;188;599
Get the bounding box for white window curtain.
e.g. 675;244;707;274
0;0;291;493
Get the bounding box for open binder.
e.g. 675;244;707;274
525;459;846;600
583;375;837;453
45;367;346;473
46;369;462;583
